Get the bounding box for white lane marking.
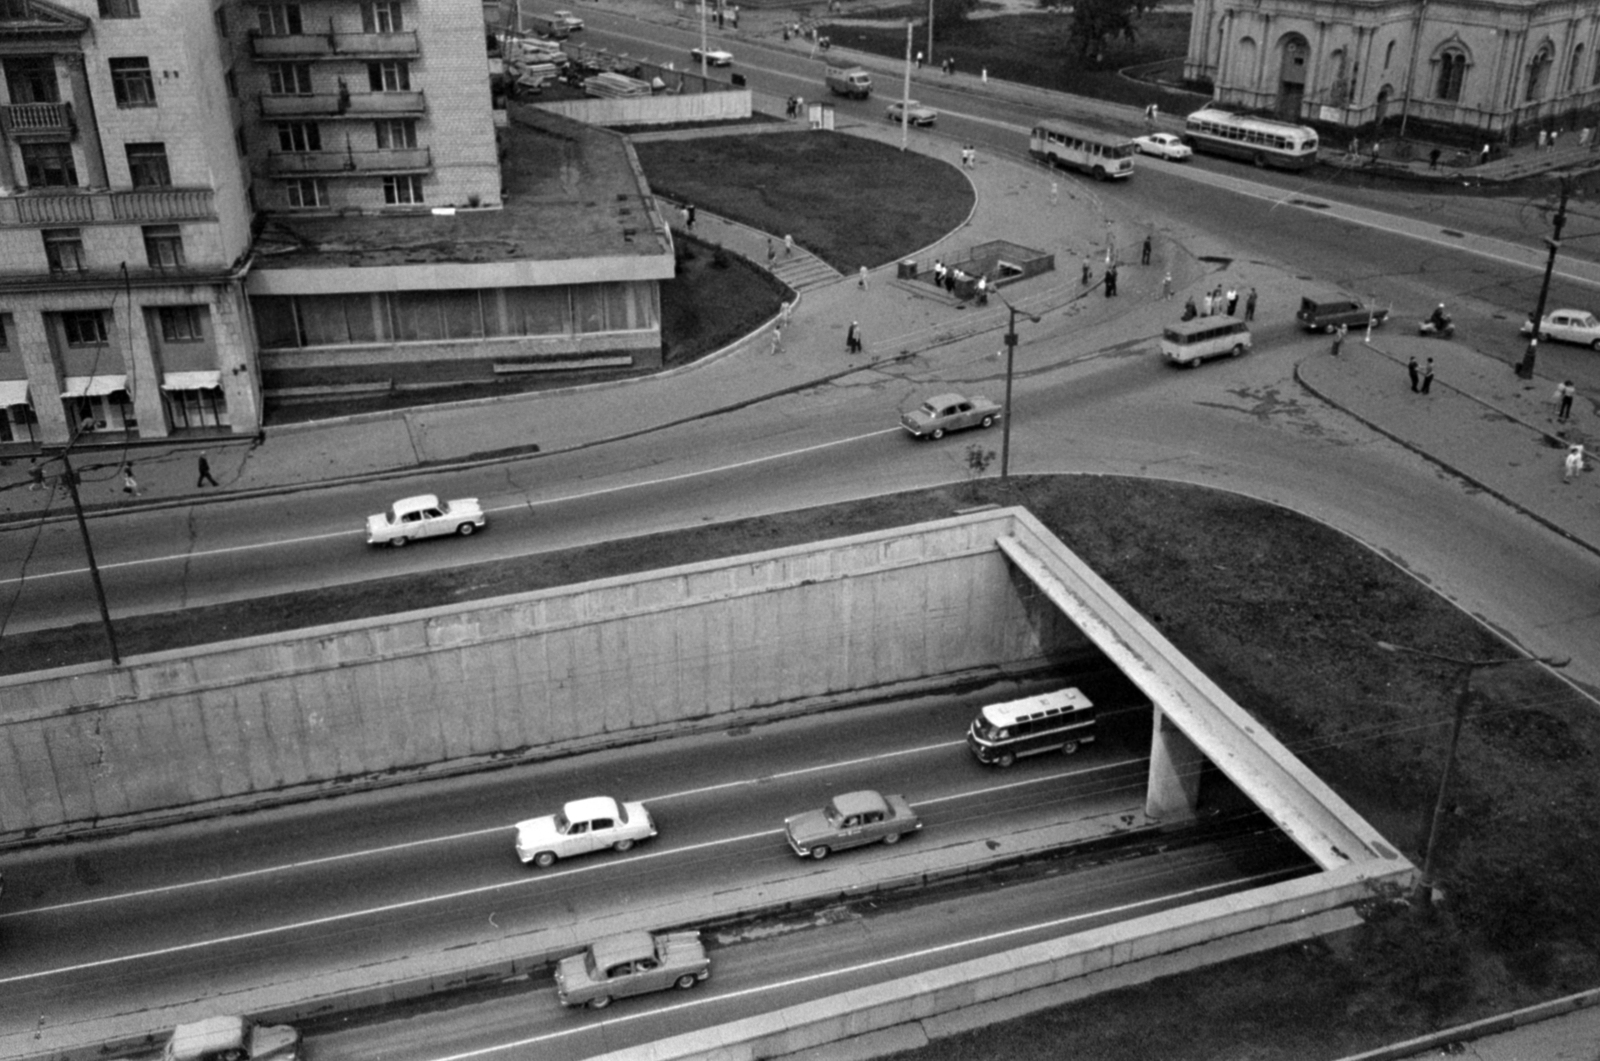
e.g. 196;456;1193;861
422;869;1290;1061
0;429;899;586
3;736;975;918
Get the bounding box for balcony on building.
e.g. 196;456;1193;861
0;101;76;141
0;188;217;228
258;90;427;119
248;30;420;60
266;145;432;176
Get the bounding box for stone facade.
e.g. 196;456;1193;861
1184;0;1600;138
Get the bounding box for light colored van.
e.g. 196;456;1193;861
825;65;872;99
1160;316;1251;367
164;1017;299;1061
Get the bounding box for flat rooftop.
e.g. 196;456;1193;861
252;106;670;271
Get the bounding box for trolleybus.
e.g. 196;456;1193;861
1029;119;1136;181
1183;108;1319;170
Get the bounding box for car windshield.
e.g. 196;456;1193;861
553;811;569;832
918;401;940;416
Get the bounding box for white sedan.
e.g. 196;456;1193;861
550;9;584;30
1521;308;1600;351
515;796;657;867
365;494;485;547
885;99;937;127
690;46;734;67
1133;133;1193;161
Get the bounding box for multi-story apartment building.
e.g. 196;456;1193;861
0;0;257;446
2;0;672;449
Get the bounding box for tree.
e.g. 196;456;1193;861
931;0;980;33
1071;0;1140;62
964;444;995;499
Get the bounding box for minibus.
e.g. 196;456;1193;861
1160;317;1251;367
967;688;1097;767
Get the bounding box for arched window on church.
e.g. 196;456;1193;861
1384;40;1395;70
1435;49;1466;101
1525;44;1553;101
1568;45;1584;93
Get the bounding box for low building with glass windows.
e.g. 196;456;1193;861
1183;0;1600;138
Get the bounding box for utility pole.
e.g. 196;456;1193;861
994;291;1041;480
1516;176;1571;380
925;0;934;70
1375;641;1567;900
55;450;121;665
900;22;912;151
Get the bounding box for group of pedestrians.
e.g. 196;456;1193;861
1179;284;1256;322
1403;355;1436;394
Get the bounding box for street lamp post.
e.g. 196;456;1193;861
1375;640;1567;900
993;290;1040;480
1516;176;1571;379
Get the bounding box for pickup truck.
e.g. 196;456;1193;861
785;789;922;859
825;65;872;99
1296;295;1389;333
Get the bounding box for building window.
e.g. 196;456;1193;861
62;311;108;347
126;142;172;188
1383;41;1395;70
361;2;403;33
143;225;186;270
383;174;423;204
374;119;416;149
277;122;322;152
98;0;141;16
257;3;303;35
1435;51;1466;102
0;314;8;351
4;56;61;104
158;306;204;342
1569;45;1584;93
21;142;78;188
266;63;313;95
1526;45;1553;101
285;178;327;207
42;228;86;273
368;61;410;92
110;57;156;107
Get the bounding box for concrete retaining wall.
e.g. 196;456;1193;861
0;514;1082;839
534;89;752;126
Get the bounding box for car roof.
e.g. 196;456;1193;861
1165;317;1249;336
393;494;441;511
564;795;622;820
168;1017;247;1061
922;392;967;407
1548;309;1595;318
831;790;890;817
590;930;655;967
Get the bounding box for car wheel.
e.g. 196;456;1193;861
675;974;699;990
613;838;634;852
996;752;1016;768
1092;166;1106;181
1231;343;1246;358
980;415;994;429
1591;339;1600;351
1253;152;1267;168
533;851;557;869
1062;740;1080;755
883;831;901;845
587;995;612;1010
931;427;945;440
456;522;477;537
390;536;408;548
810;845;830;860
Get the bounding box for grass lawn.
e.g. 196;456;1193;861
15;477;1598;1057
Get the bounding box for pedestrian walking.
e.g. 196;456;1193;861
1421;358;1435;394
196;451;219;488
1555;380;1575;421
1330;323;1346;356
846;320;861;354
122;464;141;496
1050;180;1058;206
967;145;977;167
1245;287;1257;321
1407;356;1420;393
1565;445;1585;482
1428;147;1441;169
1582;127;1594;148
1538;129;1548;151
1081;257;1092;287
780;299;793;327
916;50;923;68
1161;272;1173;300
1550;129;1560;150
1141;235;1152;266
686;203;696;230
784;233;794;256
858;264;868;288
766;237;775;266
769;323;784;355
1212;285;1224;315
1349;136;1360;158
1479;143;1491;166
1201;291;1214;316
1143;103;1158;130
1103;263;1118;297
27;460;44;491
1226;287;1238;315
1181;296;1197;321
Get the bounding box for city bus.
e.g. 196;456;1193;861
1183;107;1319;170
1028;119;1136;181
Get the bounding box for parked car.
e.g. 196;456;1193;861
1295;295;1389;333
1132;132;1193;161
900;392;1002;440
555;930;710;1009
163;1017;299;1061
784;789;922;859
515;795;657;867
366;494;485;547
885;99;938;126
690;46;734;66
1521;308;1600;350
550;9;584;30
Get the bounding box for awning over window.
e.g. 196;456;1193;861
160;371;222;391
60;375;128;398
0;379;28;407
